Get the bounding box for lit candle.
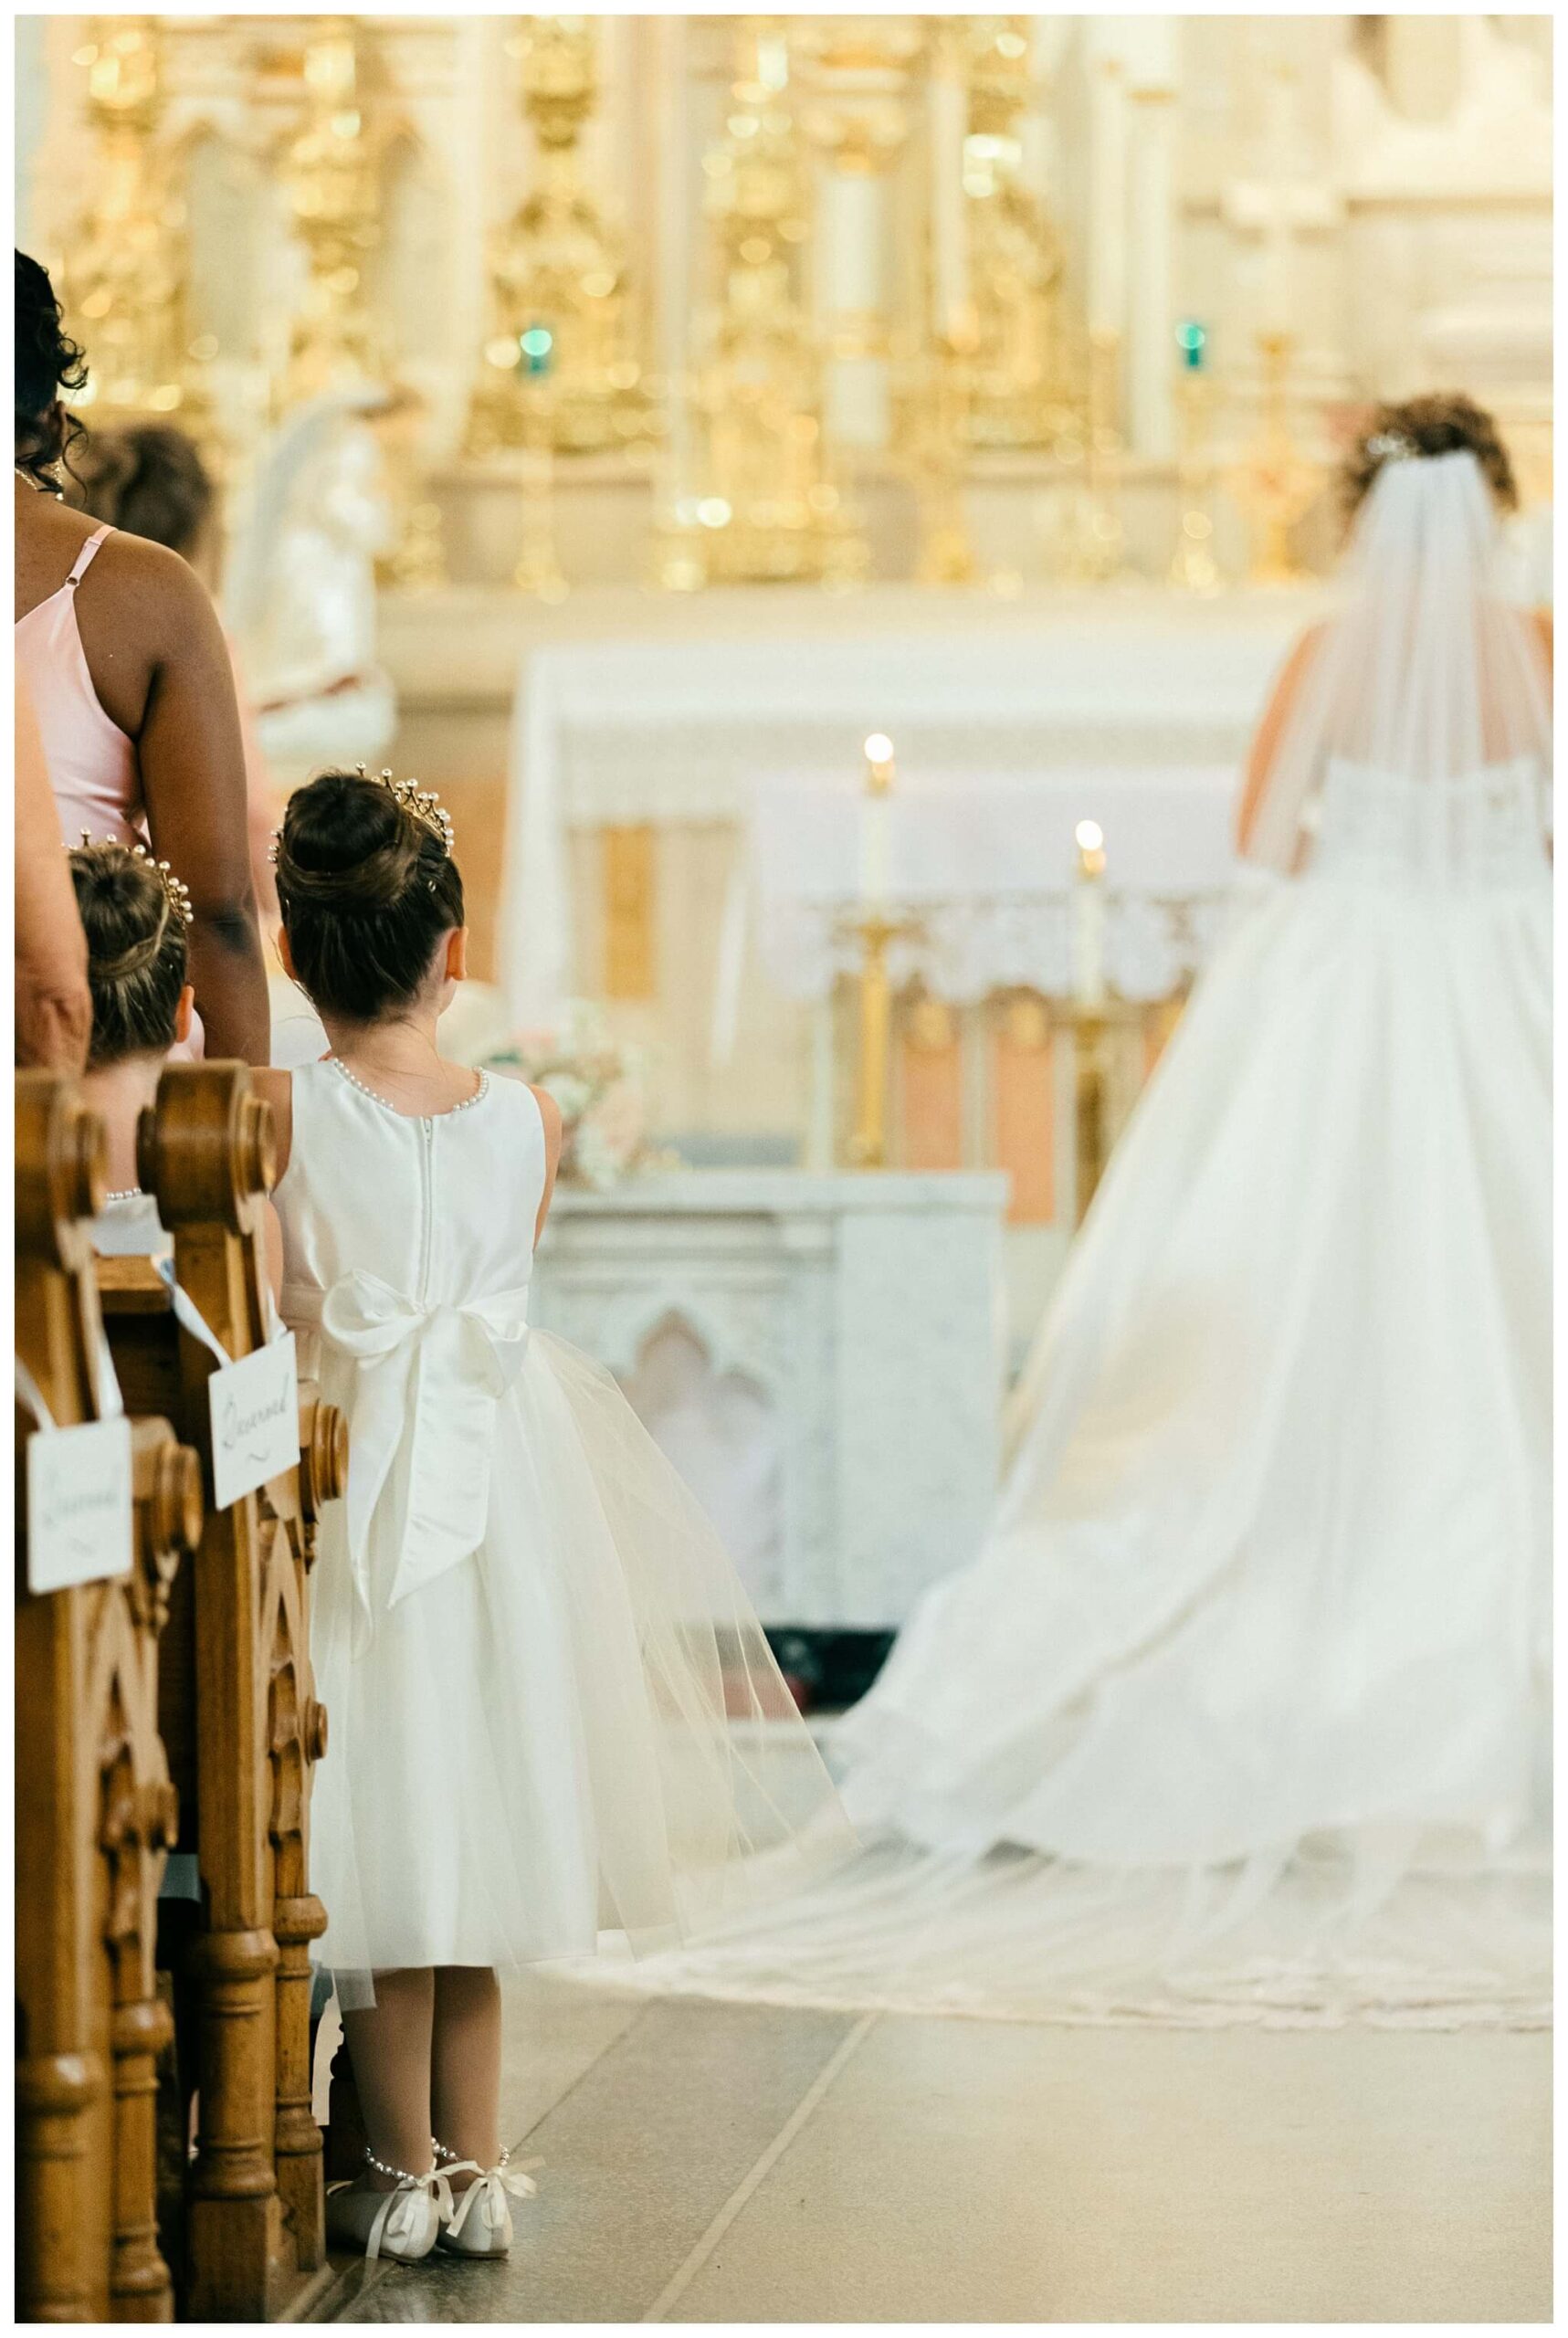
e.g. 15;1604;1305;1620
1073;818;1108;1008
860;733;895;912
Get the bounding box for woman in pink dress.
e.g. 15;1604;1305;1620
69;417;281;927
14;249;268;1064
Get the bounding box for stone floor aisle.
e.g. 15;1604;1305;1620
307;1974;1550;2324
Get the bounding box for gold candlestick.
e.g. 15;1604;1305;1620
1064;996;1142;1224
1072;1002;1110;1224
512;353;568;602
1232;330;1320;587
1169;367;1222;595
847;913;899;1169
840;910;924;1170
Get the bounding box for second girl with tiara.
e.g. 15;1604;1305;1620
258;767;846;2268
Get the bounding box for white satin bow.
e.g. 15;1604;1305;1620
365;2166;455;2263
441;2154;541;2246
317;1267;532;1617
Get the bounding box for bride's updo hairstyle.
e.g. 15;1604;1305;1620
1343;393;1517;515
68;838;192;1068
15;249;88;490
274;767;465;1024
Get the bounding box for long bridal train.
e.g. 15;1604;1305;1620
596;446;1551;2029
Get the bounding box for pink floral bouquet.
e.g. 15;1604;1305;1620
482;1000;665;1189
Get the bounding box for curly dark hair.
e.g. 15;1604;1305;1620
274;769;467;1026
15;249;88;490
70;421;215;561
1342;394;1519;515
68;839;190;1068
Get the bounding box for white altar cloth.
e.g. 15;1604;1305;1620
739;765;1239;1019
500;596;1305;1021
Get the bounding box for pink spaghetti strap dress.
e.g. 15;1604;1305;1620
16;523;201;1056
13;526;142;848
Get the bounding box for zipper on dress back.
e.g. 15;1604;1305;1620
416;1116;434;1304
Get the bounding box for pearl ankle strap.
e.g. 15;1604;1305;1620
431;2136;514;2172
364;2143;438;2186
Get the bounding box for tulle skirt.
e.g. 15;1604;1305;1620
308;1332;849;2004
588;869;1551;2027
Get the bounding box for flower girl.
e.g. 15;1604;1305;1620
67;835;195;1234
259;768;842;2266
68;835;285;1301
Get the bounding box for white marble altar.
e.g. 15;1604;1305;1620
531;1168;1008;1628
497;591;1308;1023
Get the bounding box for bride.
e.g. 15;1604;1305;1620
647;397;1552;2027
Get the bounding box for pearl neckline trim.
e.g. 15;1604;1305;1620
329;1056;490;1120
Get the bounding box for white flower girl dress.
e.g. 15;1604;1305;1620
274;1059;843;2001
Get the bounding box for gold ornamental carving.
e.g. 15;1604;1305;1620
673;20;868;589
58;18;214;442
957;18;1080;452
280;16;387;408
467;17;654;459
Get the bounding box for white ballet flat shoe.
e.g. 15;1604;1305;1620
432;2140;540;2259
326;2149;452;2265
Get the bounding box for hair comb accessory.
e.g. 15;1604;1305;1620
354;761;457;858
1365;430;1417;464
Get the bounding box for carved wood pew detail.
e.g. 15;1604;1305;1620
96;1063;341;2322
16;1073;204;2326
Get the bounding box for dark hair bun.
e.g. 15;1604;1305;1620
71;421;215;560
16;249;88;489
68;839;189;1068
1344;393;1518;514
275;770;466;1024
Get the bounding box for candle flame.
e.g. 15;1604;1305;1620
864;733;894;766
1074;819;1104;853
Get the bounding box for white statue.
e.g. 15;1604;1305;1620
223;384;401;784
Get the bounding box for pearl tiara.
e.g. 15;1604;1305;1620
266;764;457;869
1364;430;1417;463
360;763;457;857
70;833;194;928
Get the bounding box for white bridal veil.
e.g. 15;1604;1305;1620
1246;447;1552;872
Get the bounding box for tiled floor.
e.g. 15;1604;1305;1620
310;1973;1551;2324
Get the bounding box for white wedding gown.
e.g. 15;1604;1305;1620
615;452;1552;2027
